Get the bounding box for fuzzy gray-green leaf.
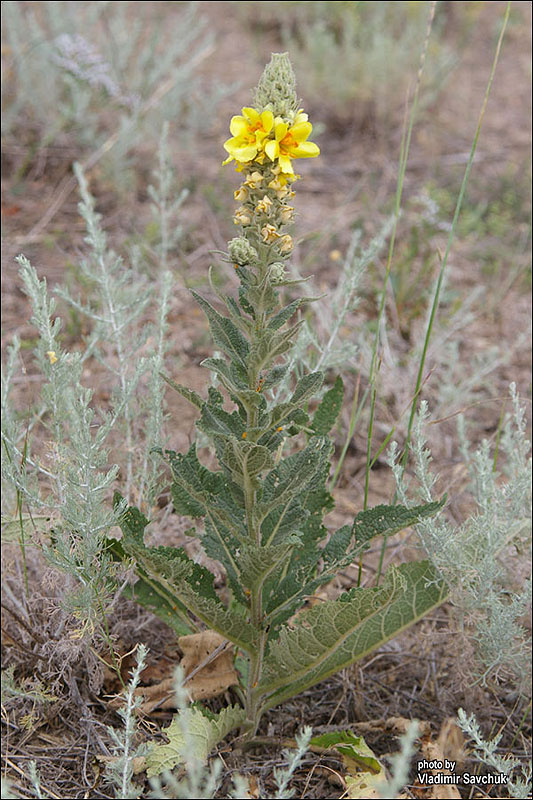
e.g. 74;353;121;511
311;376;344;435
260;560;448;706
192;291;249;366
291;371;324;405
351;499;446;543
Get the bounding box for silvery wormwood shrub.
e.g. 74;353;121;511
108;55;449;771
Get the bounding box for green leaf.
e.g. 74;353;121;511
167;445;226;519
291;371;324;405
322;525;352;567
197;403;245;440
192;291;249;366
240;540;301;590
310;731;383;775
124;576;194;638
267;298;305;331
223;440;275;485
201;357;246;391
171;482;206;518
351;499;446;543
107;502;194;636
113;495;256;651
203;517;246;603
159;373;204;409
259;438;334;517
259;560;448;706
262;364;289;390
252;321;303;371
260;498;306;547
311;376;344;435
146;705;246;777
310;731;386;799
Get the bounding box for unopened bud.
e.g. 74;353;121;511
269;262;287;284
228;236;258;265
253;53;299;118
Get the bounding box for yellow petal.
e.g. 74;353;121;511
278;154;294;174
242;107;260;123
265;139;279;161
231;144;258;162
260;109;274;132
292;141;320;158
274;120;289;141
289;121;312;142
229;116;247;137
223;136;239;153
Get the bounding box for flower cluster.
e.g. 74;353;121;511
223;107;319;177
223;89;319;259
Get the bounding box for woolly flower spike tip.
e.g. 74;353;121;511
223;53;319;261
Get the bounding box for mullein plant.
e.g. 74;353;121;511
110;55;448;768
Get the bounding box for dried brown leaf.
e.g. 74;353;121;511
179;630;239;701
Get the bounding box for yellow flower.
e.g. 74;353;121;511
234;206;252;225
46;351;58;365
255;195;273;215
264;112;319;175
223;107;274;165
279;234;294;254
261;223;279;243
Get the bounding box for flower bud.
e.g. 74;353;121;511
253;53;299;118
228;237;258;265
269;262;287;284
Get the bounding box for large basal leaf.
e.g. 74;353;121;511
146;705;246;777
259;560;448;708
107;535;194;638
124;577;194;638
128;545;257;653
